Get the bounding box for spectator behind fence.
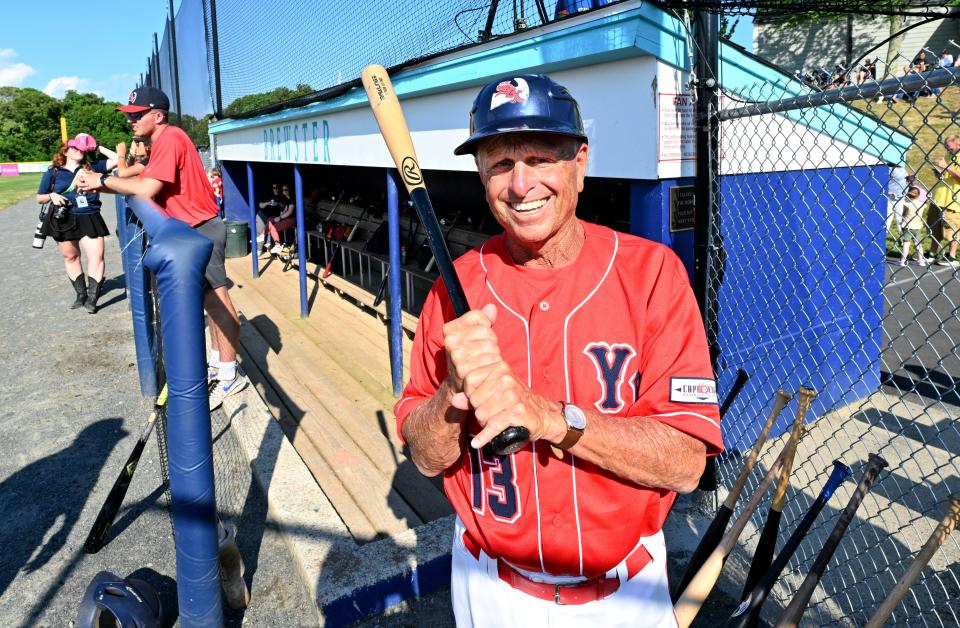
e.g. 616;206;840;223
931;135;960;266
265;183;296;255
75;86;249;409
900;186;930;267
887;163;909;234
914;50;929;72
36;134;117;313
940;50;955;68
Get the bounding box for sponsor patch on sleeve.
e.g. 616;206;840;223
670;377;719;405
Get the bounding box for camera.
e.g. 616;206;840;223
52;201;72;222
32;206;50;249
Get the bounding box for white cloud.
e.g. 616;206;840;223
0;48;35;87
43;76;93;98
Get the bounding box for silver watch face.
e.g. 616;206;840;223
563;403;587;430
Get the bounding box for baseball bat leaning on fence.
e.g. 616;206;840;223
322;207;369;278
741;386;816;597
700;369;752;491
424;210;462;273
672;388;793;601
864;495;960;628
83;384;169;554
361;63;528;456
774;453;889;628
673;411;806;628
324;190;346;222
725;460;852;628
374;205;421;307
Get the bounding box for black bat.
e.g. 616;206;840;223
725;460;852;628
83;385;168;554
699;369;751;491
774;453;889;628
739;386;816;597
362;64;527;455
672;388;793;601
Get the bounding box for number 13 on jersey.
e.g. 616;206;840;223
468;444;521;523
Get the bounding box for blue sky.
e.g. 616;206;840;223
0;1;172;103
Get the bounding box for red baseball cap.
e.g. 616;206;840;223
117;86;170;113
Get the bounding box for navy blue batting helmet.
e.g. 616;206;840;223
76;571;165;628
454;74;587;156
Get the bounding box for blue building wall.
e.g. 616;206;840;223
713;165;887;450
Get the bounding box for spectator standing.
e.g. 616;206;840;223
36;133;116;313
887;163;909;236
115;136;151;178
930;135;960;266
900;186;929;266
210;168;223;214
76;87;248;408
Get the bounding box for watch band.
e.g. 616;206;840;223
99;173;109;188
555;401;585;450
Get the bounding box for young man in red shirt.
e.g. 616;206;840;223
77;87;248;409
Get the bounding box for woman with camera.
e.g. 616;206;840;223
35;134;116;313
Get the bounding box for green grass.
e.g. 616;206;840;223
0;174;43;210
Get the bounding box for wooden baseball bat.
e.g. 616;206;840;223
775;453;889;628
740;386;816;598
674;414;806;628
725;460;852;628
672;388;793;601
864;496;960;628
361;64;529;456
699;369;751;491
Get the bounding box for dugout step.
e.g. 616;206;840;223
224;256;451;543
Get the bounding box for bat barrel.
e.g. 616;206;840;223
775;454;887;628
864;496;960;628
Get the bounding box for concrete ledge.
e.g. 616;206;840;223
222;385;453;627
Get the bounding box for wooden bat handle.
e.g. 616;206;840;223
771;387;815;510
362;65;425;194
864;496;960;628
723;389;792;510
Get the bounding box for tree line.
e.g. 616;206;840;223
0;87;211;163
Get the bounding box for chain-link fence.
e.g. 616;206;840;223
708;41;960;626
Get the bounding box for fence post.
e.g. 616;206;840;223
247;162;259;278
387;170;404;396
153;33;162;91
295;164;308;318
168;3;182;122
209;0;223;118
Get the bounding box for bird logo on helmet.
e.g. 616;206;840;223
454;73;588;156
490;78;530;110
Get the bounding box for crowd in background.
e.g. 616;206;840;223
794;48;955;92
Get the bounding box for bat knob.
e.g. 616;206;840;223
491;426;530;455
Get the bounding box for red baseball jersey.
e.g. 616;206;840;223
395;220;722;578
141;125;219;227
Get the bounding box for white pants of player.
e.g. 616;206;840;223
451;518;677;628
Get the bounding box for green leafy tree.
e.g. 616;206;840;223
0;87;61;162
176;114;211;148
222;83;314;117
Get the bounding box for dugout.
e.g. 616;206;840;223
208;1;909;450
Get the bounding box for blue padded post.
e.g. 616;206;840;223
119;195;159;397
126;195;224;627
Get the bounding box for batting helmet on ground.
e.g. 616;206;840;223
453;74;587;156
75;571;166;628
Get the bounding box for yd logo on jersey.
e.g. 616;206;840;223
583;342;637;412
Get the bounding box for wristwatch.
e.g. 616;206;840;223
554;402;586;450
99;173;109;188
